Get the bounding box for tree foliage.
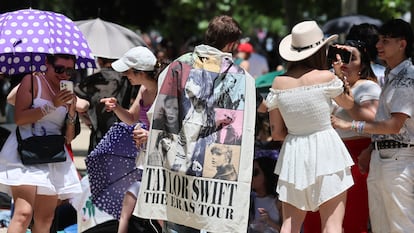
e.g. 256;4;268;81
1;0;413;53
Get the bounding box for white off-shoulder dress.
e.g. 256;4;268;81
0;75;81;200
265;77;354;211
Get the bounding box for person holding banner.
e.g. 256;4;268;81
135;15;256;233
266;21;355;233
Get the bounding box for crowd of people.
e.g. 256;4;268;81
0;13;413;233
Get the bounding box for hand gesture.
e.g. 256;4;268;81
100;97;118;112
330;115;351;130
258;208;270;223
133;125;148;148
54;89;74;107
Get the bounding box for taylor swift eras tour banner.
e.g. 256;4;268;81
134;46;256;232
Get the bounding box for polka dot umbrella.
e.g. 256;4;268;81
85;122;143;219
0;8;96;75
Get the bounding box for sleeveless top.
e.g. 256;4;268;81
265;77;354;190
19;73;67;139
139;99;151;128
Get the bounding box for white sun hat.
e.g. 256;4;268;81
279;21;338;62
111;46;157;72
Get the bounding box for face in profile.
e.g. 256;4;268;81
211;146;229;168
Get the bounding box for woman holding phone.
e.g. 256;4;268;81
303;39;381;233
0;54;82;233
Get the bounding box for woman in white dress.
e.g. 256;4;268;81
0;54;82;233
265;21;355;233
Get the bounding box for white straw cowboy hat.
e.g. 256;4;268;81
279;21;338;61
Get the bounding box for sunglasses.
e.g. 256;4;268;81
52;64;75;76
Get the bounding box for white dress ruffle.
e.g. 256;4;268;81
265;77;354;210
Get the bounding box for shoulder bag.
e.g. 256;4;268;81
16;126;66;165
15;74;66;165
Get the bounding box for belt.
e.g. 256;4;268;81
373;140;414;150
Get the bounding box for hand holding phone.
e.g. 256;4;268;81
327;45;352;64
60;80;74;93
60;80;74;104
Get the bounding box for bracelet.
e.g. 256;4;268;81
356;121;365;134
40;104;56;116
66;113;78;125
351;120;356;131
351;120;365;134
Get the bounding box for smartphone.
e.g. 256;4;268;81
59;80;74;93
60;80;74;104
327;45;352;64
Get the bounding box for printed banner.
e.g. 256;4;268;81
134;51;256;232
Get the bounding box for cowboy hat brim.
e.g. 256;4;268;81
279;34;338;62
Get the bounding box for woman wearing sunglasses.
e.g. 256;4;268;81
0;54;82;232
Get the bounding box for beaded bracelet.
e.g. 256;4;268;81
351;120;365;134
66;113;78;125
356;121;366;134
351;120;357;131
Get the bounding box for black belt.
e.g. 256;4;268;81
373;140;414;150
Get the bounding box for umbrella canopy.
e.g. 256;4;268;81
0;8;95;75
322;14;382;35
85;122;142;219
75;18;147;59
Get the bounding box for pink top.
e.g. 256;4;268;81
139;99;152;128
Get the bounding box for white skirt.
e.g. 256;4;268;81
275;128;354;211
0;130;82;200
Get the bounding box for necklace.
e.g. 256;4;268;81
39;73;56;96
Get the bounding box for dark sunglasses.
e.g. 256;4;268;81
52;64;75;76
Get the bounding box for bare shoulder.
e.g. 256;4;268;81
305;70;336;84
18;73;35;92
271;75;296;90
272;70;335;90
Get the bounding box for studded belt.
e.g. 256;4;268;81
373;140;413;150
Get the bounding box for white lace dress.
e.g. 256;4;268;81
265;77;354;211
0;74;81;200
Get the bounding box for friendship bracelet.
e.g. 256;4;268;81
350;120;357;131
351;120;365;134
356;121;366;134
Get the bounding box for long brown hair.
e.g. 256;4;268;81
286;45;329;71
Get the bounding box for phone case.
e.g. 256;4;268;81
60;80;74;93
327;46;352;64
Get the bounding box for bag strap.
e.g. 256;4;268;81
15;127;23;143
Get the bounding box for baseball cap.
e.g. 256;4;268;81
238;42;253;53
111;46;157;72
